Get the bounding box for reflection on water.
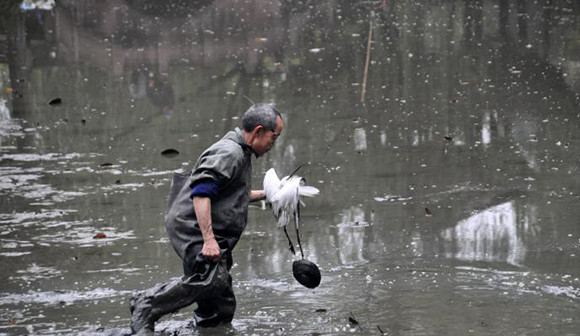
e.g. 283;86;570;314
20;0;55;11
0;99;9;121
334;205;373;265
353;127;367;152
442;201;539;266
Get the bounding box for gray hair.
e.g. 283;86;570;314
241;103;281;132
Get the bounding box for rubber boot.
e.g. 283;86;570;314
130;258;228;334
193;273;236;327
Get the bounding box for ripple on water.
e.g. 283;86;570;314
237;278;290;293
11;264;62;282
32;226;135;246
454;266;580;300
1;153;84;162
0;251;32;257
0;288;131;306
0;209;76;225
541;285;580;299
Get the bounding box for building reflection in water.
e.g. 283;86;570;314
353;128;367;153
482;111;492;147
442;201;538;266
334;205;369;265
0;99;10;121
0;98;16;146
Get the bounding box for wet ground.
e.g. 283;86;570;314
1;0;579;335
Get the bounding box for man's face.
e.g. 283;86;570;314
253;115;283;156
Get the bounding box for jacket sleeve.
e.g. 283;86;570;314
188;145;242;190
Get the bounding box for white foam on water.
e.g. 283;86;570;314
541;285;580;299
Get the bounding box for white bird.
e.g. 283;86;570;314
263;167;319;229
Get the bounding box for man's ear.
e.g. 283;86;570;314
254;124;265;135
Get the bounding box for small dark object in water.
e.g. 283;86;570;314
377;325;386;335
425;207;432;217
349;312;363;331
348;315;358;325
315;308;327;313
115;180;121;185
93;233;107;239
100;163;113;167
48;98;62;106
161;148;180;158
81;119;86;125
444;136;453;141
292;259;321;289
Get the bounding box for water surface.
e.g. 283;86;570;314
0;1;579;335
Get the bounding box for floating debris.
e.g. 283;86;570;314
161;148;180;158
425;207;433;217
48;98;62;106
100;163;113;168
93;233;107;239
349;312;363;331
348;314;358;325
377;325;387;335
315;308;327;313
444;136;453;142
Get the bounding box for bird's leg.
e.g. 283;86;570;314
283;226;296;255
294;204;304;259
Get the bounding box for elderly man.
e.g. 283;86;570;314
130;103;283;334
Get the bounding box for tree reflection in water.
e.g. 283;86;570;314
442;201;539;266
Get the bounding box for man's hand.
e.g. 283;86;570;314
202;238;221;262
250;189;266;202
193;196;220;262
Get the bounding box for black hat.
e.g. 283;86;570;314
292;259;321;289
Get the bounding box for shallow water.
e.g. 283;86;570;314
1;1;579;335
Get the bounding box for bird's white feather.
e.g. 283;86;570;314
263;168;281;201
263;168;319;228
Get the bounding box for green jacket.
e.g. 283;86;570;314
166;128;254;260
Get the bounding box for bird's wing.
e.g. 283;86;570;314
263;168;281;202
264;170;320;228
274;176;300;205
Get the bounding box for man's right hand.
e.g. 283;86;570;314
193;196;221;262
202;238;221;262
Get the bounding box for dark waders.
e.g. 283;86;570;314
129;249;231;335
184;247;237;328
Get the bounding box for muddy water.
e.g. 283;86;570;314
1;1;579;335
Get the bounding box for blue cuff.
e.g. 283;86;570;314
190;180;219;200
